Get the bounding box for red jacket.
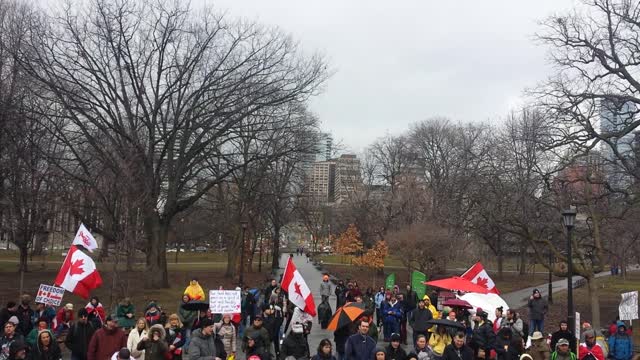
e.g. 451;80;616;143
87;327;127;360
56;308;74;325
86;303;106;322
578;342;605;360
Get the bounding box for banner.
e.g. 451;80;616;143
575;312;580;340
411;271;427;300
209;290;241;314
619;291;638;320
35;284;65;306
385;273;395;290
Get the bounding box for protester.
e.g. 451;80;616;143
280;323;309;360
26;319;52;348
503;309;524;340
0;303;18;331
397;294;409;345
551;321;576;353
384;333;406;360
318;298;332;330
526;290;547;336
16;296;33;337
136;325;168;360
527;331;550;360
411;300;433;343
374;348;386;360
442;332;473;360
54;304;74;337
242;287;257;327
244;335;269;360
177;296;195;340
112;348;132;360
7;341;28;360
264;305;283;358
374;288;385;328
164;314;185;360
493;307;504;333
333;325;350;360
117;299;136;331
429;325;452;360
87;315;127;360
29;329;61;360
382;295;402;342
127;318;148;360
86;297;106;329
471;309;495;360
495;327;522;360
65;309;96;360
423;296;439;341
214;314;236;359
243;315;270;356
187;318;226;360
335;281;347;309
363;289;376;318
311;339;337;360
578;330;604;360
403;285;418;320
552;339;576;360
413;334;430;360
607;321;633;360
31;304;55;330
144;303;166;327
0;318;23;360
265;279;279;302
320;275;333;303
183;278;205;301
344;321;376;360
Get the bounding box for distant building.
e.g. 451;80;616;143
305;160;336;204
315;133;333;162
334;154;362;204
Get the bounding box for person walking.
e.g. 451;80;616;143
311;339;337;360
87;315;127;360
442;333;473;360
65;309;96;360
526;290;547;336
187;318;226;360
528;332;550;360
344;321;376;360
410;300;432;346
320;276;333;303
607;322;633;360
127;318;148;360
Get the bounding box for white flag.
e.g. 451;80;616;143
72;224;98;253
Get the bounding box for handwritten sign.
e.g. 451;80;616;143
35;284;65;306
575;312;580;340
619;291;638;320
209;290;241;314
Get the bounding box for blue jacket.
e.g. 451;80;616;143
31;306;56;327
344;333;376;360
374;293;385;309
608;323;633;360
382;301;402;323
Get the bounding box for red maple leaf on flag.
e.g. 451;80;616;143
70;258;85;276
476;277;489;288
294;282;303;298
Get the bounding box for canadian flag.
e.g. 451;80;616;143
461;262;500;294
54;245;103;299
281;257;316;316
72;224;99;253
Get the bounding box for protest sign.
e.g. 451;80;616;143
209;290;241;314
35;284;65;306
619;291;638;320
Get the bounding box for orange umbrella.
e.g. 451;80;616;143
326;302;366;331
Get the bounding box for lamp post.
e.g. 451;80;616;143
548;248;553;304
562;208;577;328
239;220;248;286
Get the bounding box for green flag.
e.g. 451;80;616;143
385;273;395;290
411;270;427;300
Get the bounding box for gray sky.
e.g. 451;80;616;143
210;0;577;152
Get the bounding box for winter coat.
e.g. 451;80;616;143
527;297;548;321
404;290;418;311
344;333;376;360
578;342;604;360
528;340;550;360
127;328;148;360
311;352;337;360
145;311;165;327
320;281;333;298
608;326;633;360
472;321;495;351
243;326;270;353
184;282;205;301
550;330;576;352
214;322;236;354
0;309;18;331
29;329;61;360
31;307;56;328
26;329;55;348
503;318;524;339
374;293;385;309
442;344;474;360
334;326;350;355
317;301;332;328
165;326;186;359
429;331;452;356
495;329;520;360
87;326;128;360
414;346;430;360
551;351;577;360
382;301;402;323
385;344;407;360
178;304;196;329
136;325;168;360
410;308;433;332
279;332;309;360
65;321;95;356
0;334;24;360
116;304;136;329
54;309;73;327
187;328;226;360
16;305;34;336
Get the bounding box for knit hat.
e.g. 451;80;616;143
78;308;89;317
146;302;158;311
7;316;19;325
390;333;401;342
532;289;540;295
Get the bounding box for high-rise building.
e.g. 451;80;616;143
305;160;336;204
334;154;362;204
599;99;637;190
315;133;333;162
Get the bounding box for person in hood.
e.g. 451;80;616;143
26;319;53;348
188;318;226;360
184;279;205;302
429;325;452;359
344;321;376;360
65;309;96;360
87;315;127;360
280;323;309;360
136;324;167;360
494;327;521;360
528;331;550;360
607;321;633;360
442;332;473;360
551;321;576;353
7;341;28;360
385;333;407;360
29;329;61;360
0;318;24;360
374;348;386;360
245;335;269;360
410;299;433;345
578;330;604;360
527;289;547;336
311;339;336;360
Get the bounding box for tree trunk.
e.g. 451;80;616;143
143;213;169;288
519;241;527;275
272;224;281;271
18;245;28;273
225;232;240;278
497;253;504;280
587;277;601;329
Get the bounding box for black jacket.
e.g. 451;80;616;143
334;326;350;355
385;344;407;360
495;328;521;360
404;290;418;311
311;352;337;360
29;332;61;360
280;333;309;360
442;343;474;360
550;330;576;352
527;297;548;321
16;306;33;336
410;308;433;332
64;321;95;355
318;301;332;328
472;321;495;351
0;309;18;330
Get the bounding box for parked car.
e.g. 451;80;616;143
194;246;208;252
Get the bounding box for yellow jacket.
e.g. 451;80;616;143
184;281;205;301
429;331;452;355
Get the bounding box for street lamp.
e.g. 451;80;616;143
562;207;577;329
547;248;553;304
239;220;248;286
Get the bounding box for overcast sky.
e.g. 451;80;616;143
209;0;578;153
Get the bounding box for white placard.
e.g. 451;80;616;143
35;284;65;306
575;312;580;340
209;290;241;314
619;291;639;320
